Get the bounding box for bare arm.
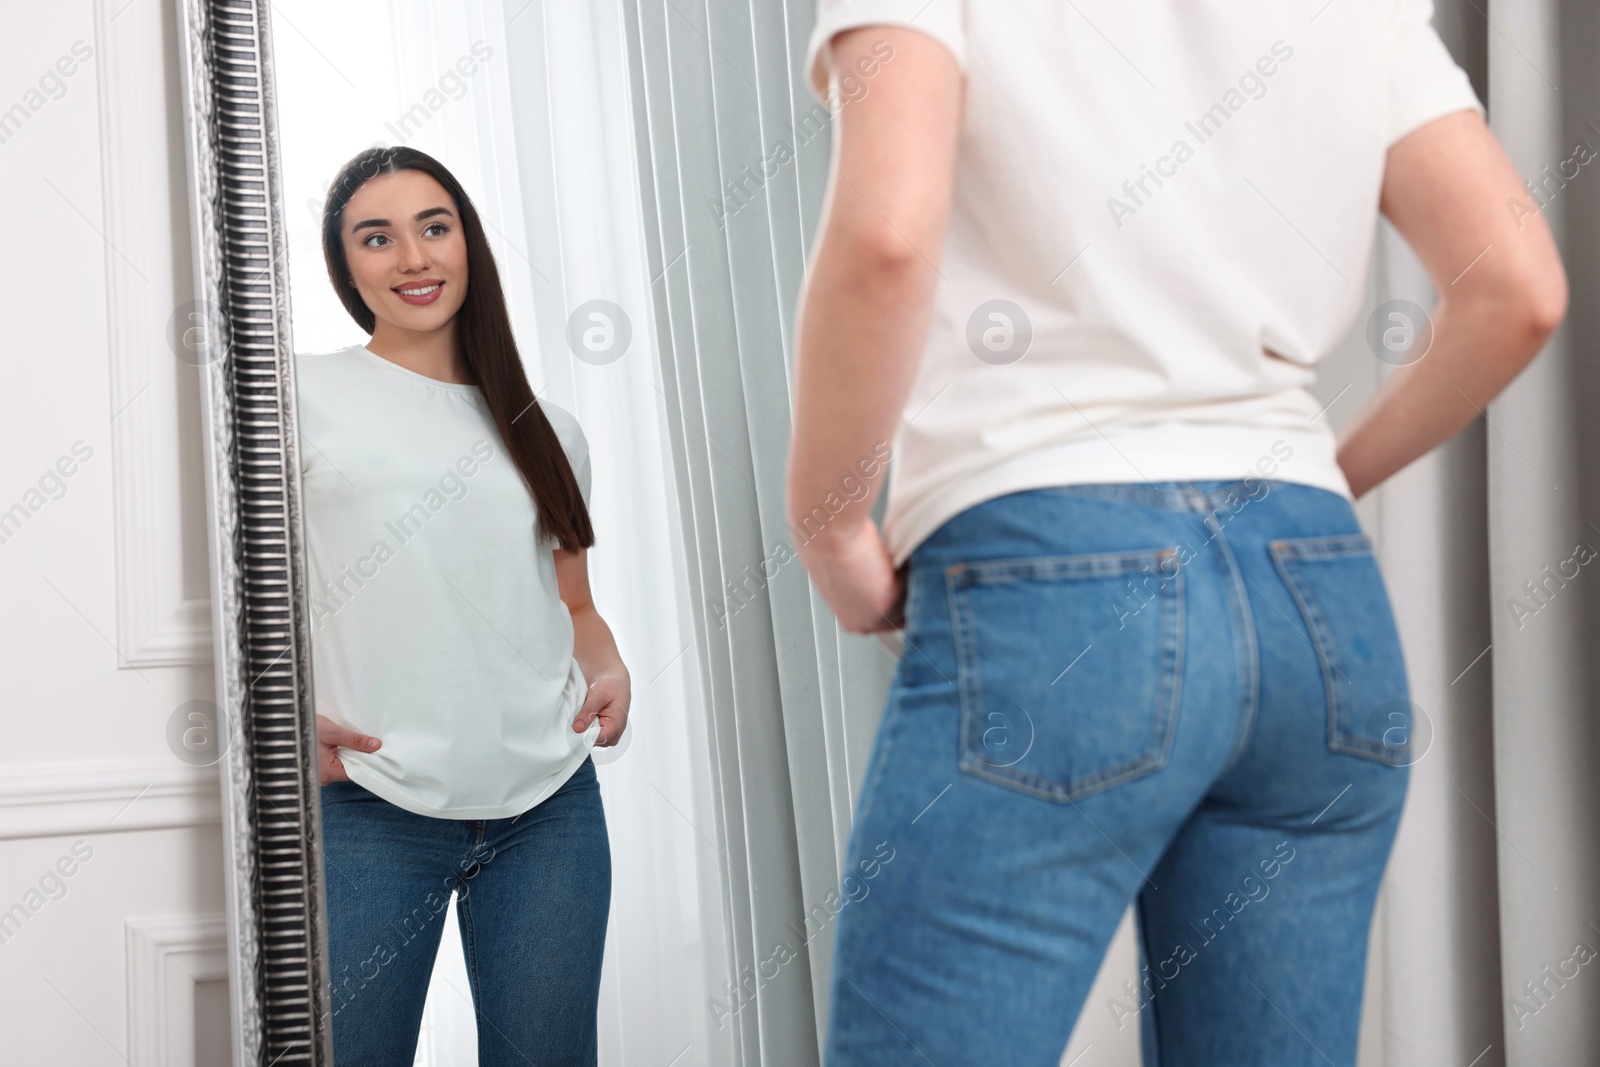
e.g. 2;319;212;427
1337;109;1568;497
787;25;963;634
554;546;630;746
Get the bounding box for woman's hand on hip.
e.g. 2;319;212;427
574;668;631;747
315;713;381;786
796;517;906;635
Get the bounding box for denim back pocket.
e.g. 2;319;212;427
1268;534;1413;766
948;547;1184;802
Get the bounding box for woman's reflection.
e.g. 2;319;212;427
299;146;630;1065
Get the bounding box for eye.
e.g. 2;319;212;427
362;233;391;248
424;221;450;237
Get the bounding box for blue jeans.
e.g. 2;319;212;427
318;756;610;1066
824;481;1414;1066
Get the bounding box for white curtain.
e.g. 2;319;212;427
498;3;735;1064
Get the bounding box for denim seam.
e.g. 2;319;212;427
949;548;1184;803
1201;497;1262;781
960;547;1184;583
1268;539;1403;767
457;877;483;1014
1270;533;1373;561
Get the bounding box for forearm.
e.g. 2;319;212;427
1336;288;1559;497
787;233;934;544
570;605;624;682
1345;110;1568;497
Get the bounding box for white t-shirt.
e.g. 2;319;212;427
804;0;1484;566
297;343;599;819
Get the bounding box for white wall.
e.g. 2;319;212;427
0;1;230;1062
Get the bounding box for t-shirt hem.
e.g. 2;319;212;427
340;725;600;820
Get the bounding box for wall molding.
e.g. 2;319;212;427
127;913;230;1067
0;758;219;841
95;0;214;669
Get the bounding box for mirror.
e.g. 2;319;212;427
273;4;718;1065
180;0;903;1055
178;0;732;1063
280;12;621;1067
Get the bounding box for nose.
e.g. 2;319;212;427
395;233;430;273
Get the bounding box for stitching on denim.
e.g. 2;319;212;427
962;547;1182;584
1268;540;1401;766
1209;524;1262;780
1267;533;1372;561
1270;546;1344;759
1153;557;1185;774
951;547;1184;803
950;562;981;792
456;876;482;1015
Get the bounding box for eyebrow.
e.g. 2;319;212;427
350;206;455;233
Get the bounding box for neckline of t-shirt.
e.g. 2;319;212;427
353;344;481;394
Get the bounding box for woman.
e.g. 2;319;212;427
299;146;630;1066
789;2;1566;1065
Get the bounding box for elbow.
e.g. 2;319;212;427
1506;242;1569;344
1460;256;1568;372
1522;262;1568;341
1500;266;1567;374
830;215;938;292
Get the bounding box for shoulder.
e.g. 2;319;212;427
294;343;367;388
537;399;592;504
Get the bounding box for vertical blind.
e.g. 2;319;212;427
618;0;898;1062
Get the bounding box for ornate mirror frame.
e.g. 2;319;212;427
173;0;332;1062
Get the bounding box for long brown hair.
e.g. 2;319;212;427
321;146;594;552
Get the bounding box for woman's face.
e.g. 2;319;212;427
340;170;470;335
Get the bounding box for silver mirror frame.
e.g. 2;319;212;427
173;0;333;1063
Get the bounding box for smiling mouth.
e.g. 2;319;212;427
393;280;444;305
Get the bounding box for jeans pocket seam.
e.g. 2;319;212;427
950;546;1184;803
1267;533;1373;561
1269;537;1406;768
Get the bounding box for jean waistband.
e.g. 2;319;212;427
1044;478;1332;514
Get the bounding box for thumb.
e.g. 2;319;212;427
316;714;381;752
572;690;604;732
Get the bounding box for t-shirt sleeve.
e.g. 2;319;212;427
575;440;593;510
803;0;965;101
551;404;593;510
1384;0;1484;148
